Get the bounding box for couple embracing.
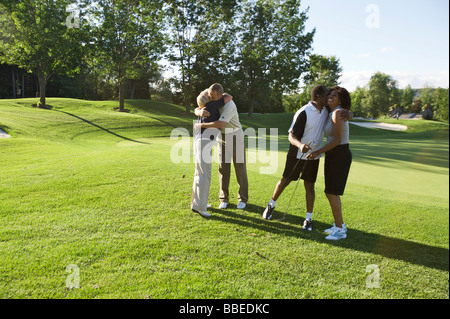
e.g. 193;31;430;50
190;83;248;217
262;85;353;241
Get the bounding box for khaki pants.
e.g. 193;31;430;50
218;129;248;204
191;137;214;212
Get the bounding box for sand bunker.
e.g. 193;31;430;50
350;122;407;131
0;128;11;138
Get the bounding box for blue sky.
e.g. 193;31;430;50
300;0;449;91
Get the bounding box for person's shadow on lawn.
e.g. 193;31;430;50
208;203;449;272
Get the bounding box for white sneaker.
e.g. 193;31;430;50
237;202;246;209
218;202;228;209
262;203;275;220
324;223;347;234
325;227;347;240
192;209;211;218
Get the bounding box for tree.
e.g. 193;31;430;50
233;0;314;116
86;0;165;112
434;87;449;122
350;86;367;117
166;0;238;114
411;98;422;113
299;54;342;107
401;84;414;112
127;59;161;100
389;86;402;108
188;0;238;103
418;86;434;106
0;0;85;107
362;72;397;118
303;54;342;88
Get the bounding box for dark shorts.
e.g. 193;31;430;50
324;144;352;195
282;155;319;183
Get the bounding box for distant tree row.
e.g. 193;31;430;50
350;72;449;122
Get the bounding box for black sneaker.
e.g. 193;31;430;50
302;219;313;231
262;204;275;220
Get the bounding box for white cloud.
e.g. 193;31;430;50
380;47;395;53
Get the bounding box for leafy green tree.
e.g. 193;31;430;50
188;0;238;103
233;0;314;116
401;84;414;112
389;86;402;108
434;87;449;122
362;72;397;118
85;0;165;111
303;54;342;88
350;86;367;117
166;0;237;114
411;98;422;113
127;59;161;100
0;0;85;107
299;54;342;108
418;86;434;106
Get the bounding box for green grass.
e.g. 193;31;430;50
0;98;448;299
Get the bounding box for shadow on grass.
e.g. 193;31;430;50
208;203;449;272
54;110;151;145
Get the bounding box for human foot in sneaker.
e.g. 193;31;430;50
237;202;246;209
325;227;347;240
324;223;347;234
192;209;211;218
218;202;228;209
302;219;313;231
262;203;275;220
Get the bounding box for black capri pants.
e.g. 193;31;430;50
324;144;352;196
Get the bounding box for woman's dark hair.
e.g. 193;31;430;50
330;86;351;110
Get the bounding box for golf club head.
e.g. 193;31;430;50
277;216;286;222
182;162;190;178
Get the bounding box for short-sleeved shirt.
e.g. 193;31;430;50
218;100;242;133
288;102;330;159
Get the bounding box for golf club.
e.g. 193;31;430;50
277;140;315;222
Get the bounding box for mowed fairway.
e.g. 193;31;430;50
0;98;448;299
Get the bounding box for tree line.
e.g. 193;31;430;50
284;71;449;123
1;0;448;122
350;72;449;122
0;0;316;116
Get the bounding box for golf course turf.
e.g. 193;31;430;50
0;98;448;299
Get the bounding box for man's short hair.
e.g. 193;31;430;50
311;85;328;101
209;83;224;96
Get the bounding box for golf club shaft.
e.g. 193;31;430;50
278;140;314;221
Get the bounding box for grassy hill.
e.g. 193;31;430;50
0;98;448;299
